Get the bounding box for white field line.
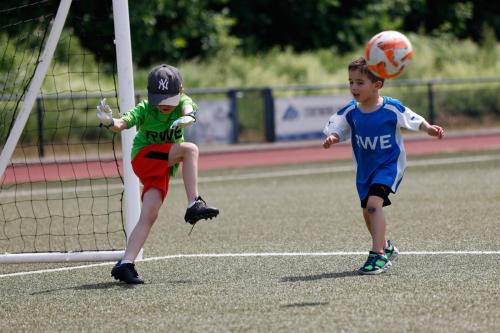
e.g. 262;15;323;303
1;250;500;278
2;153;499;199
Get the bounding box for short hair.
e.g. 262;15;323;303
348;57;384;85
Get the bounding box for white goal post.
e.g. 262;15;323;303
0;0;141;263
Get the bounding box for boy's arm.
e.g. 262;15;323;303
170;103;196;129
395;104;444;139
322;109;351;148
323;134;340;149
182;103;194;116
108;118;128;132
419;120;445;139
96;99;128;132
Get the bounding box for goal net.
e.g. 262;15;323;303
0;0;140;263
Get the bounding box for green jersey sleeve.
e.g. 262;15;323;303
121;100;147;129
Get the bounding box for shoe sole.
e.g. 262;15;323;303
111;275;144;284
186;210;219;225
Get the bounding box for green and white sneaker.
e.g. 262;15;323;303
384;240;399;261
358;251;392;275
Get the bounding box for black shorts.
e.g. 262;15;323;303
361;184;392;208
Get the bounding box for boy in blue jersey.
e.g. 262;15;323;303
323;57;444;275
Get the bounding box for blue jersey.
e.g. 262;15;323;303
323;96;424;201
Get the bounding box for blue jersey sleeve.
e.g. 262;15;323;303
323;101;355;142
384;97;424;131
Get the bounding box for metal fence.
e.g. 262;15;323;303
3;76;500;156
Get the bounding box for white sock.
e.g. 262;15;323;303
187;200;196;208
121;259;133;265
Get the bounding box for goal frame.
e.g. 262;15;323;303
0;0;141;263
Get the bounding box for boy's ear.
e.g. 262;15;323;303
374;80;384;89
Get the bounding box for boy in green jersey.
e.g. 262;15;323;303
97;64;219;284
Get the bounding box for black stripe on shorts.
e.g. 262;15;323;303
144;151;169;160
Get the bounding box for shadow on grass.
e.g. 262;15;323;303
280;302;329;308
165;279;194;284
30;282;135;295
75;282;134;290
280;270;359;282
30;279;196;295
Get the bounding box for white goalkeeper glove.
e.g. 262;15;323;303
170;114;196;130
96;98;114;128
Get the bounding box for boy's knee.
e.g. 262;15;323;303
169;143;198;165
181;142;198;156
366;196;384;213
189;142;199;155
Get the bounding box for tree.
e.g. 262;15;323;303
221;0;413;53
1;0;498;69
65;0;237;66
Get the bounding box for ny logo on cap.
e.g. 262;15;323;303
158;78;169;91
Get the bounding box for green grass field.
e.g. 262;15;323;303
1;151;500;332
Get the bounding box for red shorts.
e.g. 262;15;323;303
132;144;173;201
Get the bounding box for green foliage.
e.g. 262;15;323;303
434;84;500;127
405;34;500;79
170;34;500;89
3;0;500;67
0;33;18;72
124;0;238;65
224;0;413;54
3;1;500;145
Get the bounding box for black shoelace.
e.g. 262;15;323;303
188;223;196;236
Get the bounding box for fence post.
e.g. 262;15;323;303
227;89;239;143
261;88;276;142
427;82;435;124
36;98;45;158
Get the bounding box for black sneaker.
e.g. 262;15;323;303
184;196;219;225
111;261;144;284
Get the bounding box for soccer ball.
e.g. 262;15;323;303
364;31;413;79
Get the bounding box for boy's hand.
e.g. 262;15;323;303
323;134;339;149
96;99;114;128
170;115;196;129
427;125;444;139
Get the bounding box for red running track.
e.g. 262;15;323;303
198;134;500;170
2;133;500;185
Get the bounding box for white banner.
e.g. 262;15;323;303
184;99;233;144
274;94;352;141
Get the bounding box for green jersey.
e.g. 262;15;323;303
122;94;197;176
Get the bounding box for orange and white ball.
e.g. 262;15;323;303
364;30;413;79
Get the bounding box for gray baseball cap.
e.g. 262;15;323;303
147;64;183;106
